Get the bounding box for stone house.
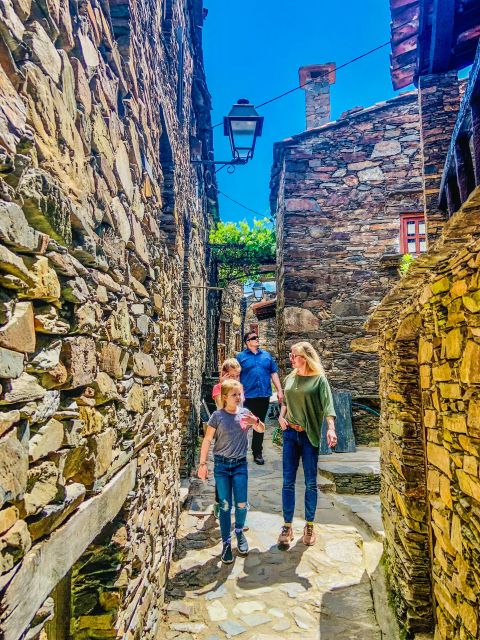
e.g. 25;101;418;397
364;0;480;637
270;64;424;443
0;0;217;637
245;292;278;362
216;281;243;365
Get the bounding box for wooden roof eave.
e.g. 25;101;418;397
439;40;480;210
389;0;421;89
390;0;480;89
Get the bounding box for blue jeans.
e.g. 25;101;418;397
214;455;248;543
282;428;320;523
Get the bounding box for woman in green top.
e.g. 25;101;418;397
277;341;337;547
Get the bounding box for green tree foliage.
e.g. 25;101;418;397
209;219;276;286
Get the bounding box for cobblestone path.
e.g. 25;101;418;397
159;437;392;640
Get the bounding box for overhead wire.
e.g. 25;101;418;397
218;190;264;217
216;20;417;215
211;19;415;129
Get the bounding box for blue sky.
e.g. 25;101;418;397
202;0;406;224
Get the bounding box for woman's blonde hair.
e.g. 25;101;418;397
220;379;243;408
220;358;241;376
291;341;325;376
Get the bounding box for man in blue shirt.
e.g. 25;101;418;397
237;330;283;465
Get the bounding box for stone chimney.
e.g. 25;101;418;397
299;63;336;130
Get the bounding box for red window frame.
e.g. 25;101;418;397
400;213;426;255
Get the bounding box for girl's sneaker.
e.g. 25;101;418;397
277;524;294;547
221;542;234;564
236;530;249;555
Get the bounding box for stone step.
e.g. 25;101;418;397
318;446;380;495
179;479;190;506
317;474;336;492
334;494;384;541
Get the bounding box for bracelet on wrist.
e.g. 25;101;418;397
199;462;207;466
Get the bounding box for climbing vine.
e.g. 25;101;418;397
209;219;276;286
399;253;415;276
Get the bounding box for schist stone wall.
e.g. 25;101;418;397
368;184;480;638
271;65;423;436
245;294;278;362
218;280;243;362
0;0;216;638
364;65;478;638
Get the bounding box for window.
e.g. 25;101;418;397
225;321;231;350
218;320;227;367
219;320;226;345
400;214;426;255
218;345;226;366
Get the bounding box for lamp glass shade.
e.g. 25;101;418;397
252;283;264;300
224;99;264;161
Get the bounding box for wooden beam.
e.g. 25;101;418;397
438;41;480;206
472;100;480;185
429;0;456;73
0;461;137;640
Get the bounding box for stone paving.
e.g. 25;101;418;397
158;437;395;640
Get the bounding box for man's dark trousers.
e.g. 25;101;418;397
244;397;270;458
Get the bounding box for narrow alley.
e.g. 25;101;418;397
3;0;480;638
159;430;394;640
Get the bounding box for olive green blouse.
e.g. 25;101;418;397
283;372;336;447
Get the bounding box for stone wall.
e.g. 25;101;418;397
274;160;287;378
245;294;278;362
368;184;480;637
351;401;380;446
418;72;461;244
378;329;432;631
0;0;216;637
218;281;243;363
271;89;423;418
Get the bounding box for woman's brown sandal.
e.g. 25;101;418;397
302;523;316;546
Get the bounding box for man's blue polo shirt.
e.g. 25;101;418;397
236;348;278;399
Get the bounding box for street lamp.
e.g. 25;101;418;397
252;282;265;301
223;99;264;163
191;99;264;167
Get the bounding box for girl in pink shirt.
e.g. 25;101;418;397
212;359;243;408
